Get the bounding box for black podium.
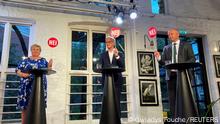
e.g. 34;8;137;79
95;66;124;124
165;63;201;121
25;68;56;124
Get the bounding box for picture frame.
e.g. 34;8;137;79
139;79;159;106
213;55;220;78
137;51;156;76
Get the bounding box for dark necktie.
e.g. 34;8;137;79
173;43;177;63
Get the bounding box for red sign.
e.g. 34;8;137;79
147;27;157;39
48;37;58;48
110;27;121;38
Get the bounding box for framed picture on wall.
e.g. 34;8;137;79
213;55;220;78
137;51;156;76
139;79;159;106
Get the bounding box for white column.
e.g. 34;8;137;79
0;22;12;121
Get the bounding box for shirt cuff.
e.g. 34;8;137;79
116;56;120;59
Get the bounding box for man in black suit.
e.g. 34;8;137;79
154;28;195;116
99;36;125;117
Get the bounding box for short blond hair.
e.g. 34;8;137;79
31;44;41;52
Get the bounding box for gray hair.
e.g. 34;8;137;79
106;36;116;43
31;44;41;52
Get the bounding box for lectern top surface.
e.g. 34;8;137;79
165;62;202;70
94;66;125;73
30;68;56;75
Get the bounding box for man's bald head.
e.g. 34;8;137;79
168;28;180;42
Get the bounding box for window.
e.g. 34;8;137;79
69;29;129;122
0;22;31;123
157;35;211;117
69;76;87;120
8;25;29;68
71;31;87;70
2;75;21;123
92;32;106;71
151;0;165;14
0;23;4;64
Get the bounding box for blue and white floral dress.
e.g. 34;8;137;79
16;57;48;110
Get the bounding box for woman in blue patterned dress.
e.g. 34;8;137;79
16;44;53;124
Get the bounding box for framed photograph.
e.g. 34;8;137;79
137;51;156;76
139;79;159;106
213;55;220;78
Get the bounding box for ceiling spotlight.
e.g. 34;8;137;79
116;16;123;24
115;12;123;24
130;10;137;19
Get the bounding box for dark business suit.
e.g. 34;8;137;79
159;41;195;116
99;51;125;117
100;51;125;86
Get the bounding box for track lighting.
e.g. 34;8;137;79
129;9;137;19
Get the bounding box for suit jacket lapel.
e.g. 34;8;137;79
178;41;184;62
112;55;117;65
167;44;172;59
106;51;111;64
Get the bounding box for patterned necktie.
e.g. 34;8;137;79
173;43;177;63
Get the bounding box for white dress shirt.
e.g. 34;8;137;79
108;51;114;64
172;40;180;63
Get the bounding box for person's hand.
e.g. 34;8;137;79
113;48;119;57
154;51;160;59
17;70;30;78
22;73;30;78
48;59;53;70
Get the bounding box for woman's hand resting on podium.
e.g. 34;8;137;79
17;70;30;78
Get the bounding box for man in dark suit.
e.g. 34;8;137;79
154;28;195;116
99;36;125;117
